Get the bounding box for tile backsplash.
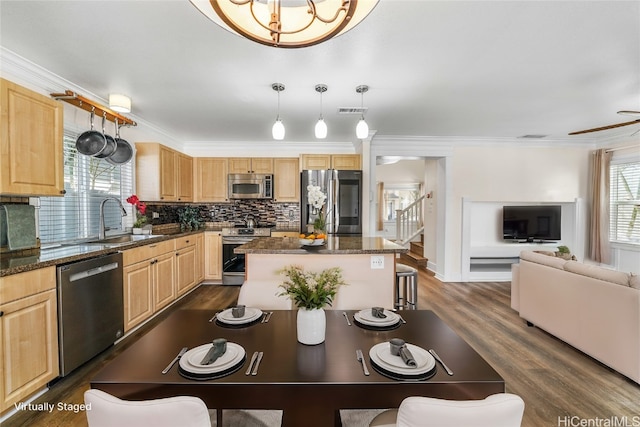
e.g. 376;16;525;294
145;200;300;228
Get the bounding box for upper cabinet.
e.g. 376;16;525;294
195;158;228;203
228;157;274;174
300;154;361;170
136;143;193;202
0;79;64;196
273;158;299;203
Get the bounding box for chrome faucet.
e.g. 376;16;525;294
99;197;127;239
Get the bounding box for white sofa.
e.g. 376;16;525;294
511;250;640;384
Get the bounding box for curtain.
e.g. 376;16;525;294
590;149;612;263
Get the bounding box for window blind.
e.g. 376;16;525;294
39;131;134;244
610;160;640;245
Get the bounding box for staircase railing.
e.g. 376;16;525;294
395;195;425;245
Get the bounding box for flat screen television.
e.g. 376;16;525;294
503;205;561;242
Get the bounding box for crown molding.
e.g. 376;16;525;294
372;134;600;150
183;140;360;157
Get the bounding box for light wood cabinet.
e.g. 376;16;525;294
229;157;273;174
195;158;228;202
122;240;176;331
136;143;193;202
204;232;222;281
0;267;58;412
0;78;64;196
273;157;300;202
195;233;205;284
272;231;301;238
175;236;197;297
300;154;361;170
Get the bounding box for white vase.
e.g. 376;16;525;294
297;307;326;345
132;227;142;235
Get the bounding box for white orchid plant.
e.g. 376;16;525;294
307;184;327;231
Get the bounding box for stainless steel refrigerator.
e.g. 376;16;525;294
300;169;362;235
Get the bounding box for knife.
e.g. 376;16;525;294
356;349;370;376
245;351;259;375
162;347;188;374
251;352;264;376
342;311;352;326
429;349;454;376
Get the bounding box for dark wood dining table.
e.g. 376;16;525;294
91;309;504;427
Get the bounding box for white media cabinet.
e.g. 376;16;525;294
461;198;585;282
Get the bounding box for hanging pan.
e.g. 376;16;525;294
95;113;117;158
106;118;134;165
76;107;107;156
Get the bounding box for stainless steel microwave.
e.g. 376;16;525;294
228;173;273;199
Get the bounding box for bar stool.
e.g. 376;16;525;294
395;263;418;310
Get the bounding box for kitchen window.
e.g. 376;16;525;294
38;131;134;243
610;158;640;246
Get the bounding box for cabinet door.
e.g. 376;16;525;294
177;153;193;202
153;252;176;311
0;289;59;411
196;158;228;202
195;233;205;283
159;147;177;201
301;154;331;170
331;154;361;170
123;261;154;331
176;246;196;296
251;158;274;174
204;232;222;280
0;79;64;196
228;158;252;174
274;157;299;202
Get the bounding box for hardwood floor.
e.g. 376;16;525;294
4;272;639;426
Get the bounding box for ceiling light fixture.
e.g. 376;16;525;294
355;85;369;139
314;84;328;139
108;94;131;113
272;83;285;140
190;0;379;48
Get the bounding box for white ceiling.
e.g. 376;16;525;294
1;0;639;145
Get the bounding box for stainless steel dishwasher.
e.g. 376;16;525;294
56;252;124;376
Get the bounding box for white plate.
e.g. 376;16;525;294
354;309;400;326
179;342;245;374
217;307;263;324
369;342;435;375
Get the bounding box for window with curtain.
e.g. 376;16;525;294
38;131;134;244
610;159;640;245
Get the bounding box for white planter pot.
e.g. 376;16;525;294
297;308;326;345
132;228;142;235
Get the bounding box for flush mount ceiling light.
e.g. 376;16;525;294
108;94;131;113
355;84;369;139
314;84;328;139
190;0;379;48
272;83;285;140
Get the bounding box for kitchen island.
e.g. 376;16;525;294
235;236;407;310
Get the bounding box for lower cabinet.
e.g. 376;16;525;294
0;267;59;413
204;232;222;281
176;245;197;297
195;233;205;283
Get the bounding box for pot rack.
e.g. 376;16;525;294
50;90;137;127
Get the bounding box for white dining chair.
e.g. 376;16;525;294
84;389;212;427
369;393;525;427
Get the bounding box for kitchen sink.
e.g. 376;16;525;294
86;234;164;245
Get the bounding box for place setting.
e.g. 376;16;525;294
352;307;403;330
213;305;264;328
367;338;437;381
177;338;247;381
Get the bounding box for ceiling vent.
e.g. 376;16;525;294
518;134;548;139
338;107;368;115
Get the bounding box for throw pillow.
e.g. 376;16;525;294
630;273;640;290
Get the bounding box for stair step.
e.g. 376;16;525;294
400;251;428;268
410;241;423;254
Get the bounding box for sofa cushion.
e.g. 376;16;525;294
563;261;631;287
630;273;640;290
520;250;567;269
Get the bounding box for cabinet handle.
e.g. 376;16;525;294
176;252;180;256
60;189;67;195
185;240;190;243
0;311;3;317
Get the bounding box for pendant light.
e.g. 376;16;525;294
355;85;369;139
272;83;285;140
314;84;328;139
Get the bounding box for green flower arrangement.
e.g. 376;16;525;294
278;265;346;309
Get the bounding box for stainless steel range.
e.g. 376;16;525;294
221;227;271;285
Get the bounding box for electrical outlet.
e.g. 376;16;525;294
152;212;159;219
370;255;384;269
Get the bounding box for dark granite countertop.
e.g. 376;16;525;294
234;236;407;255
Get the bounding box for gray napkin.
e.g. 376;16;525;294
372;307;387;318
200;338;227;365
390;338;417;367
